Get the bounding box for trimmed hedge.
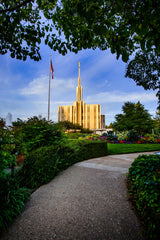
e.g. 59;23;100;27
128;154;160;240
16;140;108;188
75;140;108;160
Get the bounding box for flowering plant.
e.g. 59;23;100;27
79;133;160;144
117;131;129;141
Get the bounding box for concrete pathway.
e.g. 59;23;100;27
1;152;156;240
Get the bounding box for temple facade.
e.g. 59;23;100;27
58;62;104;130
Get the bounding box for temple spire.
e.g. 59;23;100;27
76;61;83;101
78;61;81;86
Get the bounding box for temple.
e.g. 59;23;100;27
58;62;105;130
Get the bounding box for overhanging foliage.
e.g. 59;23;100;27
0;0;159;62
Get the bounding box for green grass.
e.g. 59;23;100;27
108;143;160;155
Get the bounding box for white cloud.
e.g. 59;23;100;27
20;76;48;95
54;78;75;90
85;91;157;104
19;76;75;96
0;49;158;125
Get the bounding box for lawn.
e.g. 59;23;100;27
108;143;160;155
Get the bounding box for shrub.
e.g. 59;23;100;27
0;174;30;232
116;131;129;141
127;130;139;142
78;134;101;141
102;132;107;137
128;154;160;239
145;134;158;144
13;116;64;154
136;134;160;144
16;140;108;189
106;131;118;141
16;143;76;188
67;132;84;139
0;127;17;177
76;140;108;160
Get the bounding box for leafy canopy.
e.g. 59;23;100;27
112;101;154;134
0;0;159;62
1;0;160;106
125;50;160;108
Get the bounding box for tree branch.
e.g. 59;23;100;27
0;0;33;13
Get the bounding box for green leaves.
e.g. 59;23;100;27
128;154;160;239
0;0;160;68
125;50;160;108
0;124;16;175
112;101;153;134
12;116;64;154
122;51;129;62
16;140;107;188
0;0;45;61
0;174;30;232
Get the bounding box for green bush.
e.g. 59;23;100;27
128;154;160;239
16;143;76;188
13;116;64;154
16;140;108;189
116;131;129;141
78;134;102;140
75;140;108;160
0;174;30;232
0;127;16;175
106;131;118;141
127;130;139;142
66;132;84;139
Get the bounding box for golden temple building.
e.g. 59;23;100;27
58;62;105;130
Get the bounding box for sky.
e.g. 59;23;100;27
0;43;158;125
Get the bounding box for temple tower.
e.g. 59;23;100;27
58;62;103;130
76;62;83;101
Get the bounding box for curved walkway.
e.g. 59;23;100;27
1;152;155;240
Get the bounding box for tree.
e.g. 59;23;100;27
106;122;113;129
153;110;160;134
1;0;160;105
0;0;159;62
55;120;92;133
0;118;5;129
112;101;154;134
125;50;160;108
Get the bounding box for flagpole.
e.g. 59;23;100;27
48;55;51;121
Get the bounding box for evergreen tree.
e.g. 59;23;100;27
153;110;160;134
112;101;154;134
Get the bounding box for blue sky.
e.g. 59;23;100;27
0;43;158;125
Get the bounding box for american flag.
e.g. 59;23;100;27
50;59;54;79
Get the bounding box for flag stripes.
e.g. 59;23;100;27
50;59;54;79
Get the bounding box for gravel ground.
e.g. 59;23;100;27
1;152;154;240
